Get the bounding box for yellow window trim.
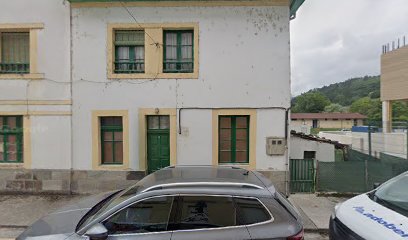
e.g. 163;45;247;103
107;23;199;79
138;108;177;171
92;110;130;170
212;109;257;170
0;111;71;116
71;0;289;8
0;23;44;80
0;114;31;169
0;100;72;106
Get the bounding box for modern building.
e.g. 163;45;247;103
0;0;305;194
381;39;408;133
291;112;367;130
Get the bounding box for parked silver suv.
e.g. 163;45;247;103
17;166;304;240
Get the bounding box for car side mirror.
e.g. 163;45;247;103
85;223;108;240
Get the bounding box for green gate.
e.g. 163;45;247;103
290;159;315;193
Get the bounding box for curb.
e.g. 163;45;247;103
304;228;329;234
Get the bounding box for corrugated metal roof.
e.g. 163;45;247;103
291;113;367;120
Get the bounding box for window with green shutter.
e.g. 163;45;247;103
219;116;250;164
0;116;23;163
163;30;194;73
0;32;30;74
100;116;123;164
114;30;145;73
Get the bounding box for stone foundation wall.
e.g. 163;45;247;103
0;169;288;195
0;169;145;194
258;170;289;196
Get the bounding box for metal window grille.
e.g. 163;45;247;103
0;116;23;163
0;32;29;74
163;30;194;73
100;117;123;164
114;30;145;73
219;116;250;164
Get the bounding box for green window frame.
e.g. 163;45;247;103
0;32;30;74
219;116;250;164
114;30;145;74
100;117;123;165
163;30;194;73
0;116;23;163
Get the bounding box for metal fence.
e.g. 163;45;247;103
317;149;408;193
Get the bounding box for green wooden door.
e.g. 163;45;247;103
147;116;170;173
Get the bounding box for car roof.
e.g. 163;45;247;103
132;166;276;196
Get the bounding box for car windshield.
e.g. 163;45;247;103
77;185;140;231
373;173;408;217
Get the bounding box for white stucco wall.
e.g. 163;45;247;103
0;1;71;169
290;136;335;162
71;5;291;171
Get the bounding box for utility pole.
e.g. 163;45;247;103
368;123;372;158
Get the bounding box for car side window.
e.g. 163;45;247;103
234;197;271;225
176;196;237;230
103;196;174;235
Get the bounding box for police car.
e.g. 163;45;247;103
330;171;408;240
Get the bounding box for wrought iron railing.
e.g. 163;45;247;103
0;63;29;74
114;61;144;73
163;61;194;73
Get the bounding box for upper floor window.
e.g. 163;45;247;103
163;30;194;73
0;116;23;163
0;32;29;74
114;30;145;74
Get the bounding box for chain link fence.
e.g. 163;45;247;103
316;121;408;193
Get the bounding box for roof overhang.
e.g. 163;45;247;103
68;0;306;18
290;0;305;19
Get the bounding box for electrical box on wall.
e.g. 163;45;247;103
266;137;286;156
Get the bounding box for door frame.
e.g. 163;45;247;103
139;108;177;172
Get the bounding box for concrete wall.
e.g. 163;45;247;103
0;0;72;170
290;136;335;162
71;6;291;171
319;131;353;145
381;45;408;101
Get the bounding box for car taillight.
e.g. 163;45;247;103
287;228;304;240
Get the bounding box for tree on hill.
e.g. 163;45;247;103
324;103;348;113
292;92;331;113
350;97;381;120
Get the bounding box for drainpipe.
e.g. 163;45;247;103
69;2;74;195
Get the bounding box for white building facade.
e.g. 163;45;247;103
0;0;304;194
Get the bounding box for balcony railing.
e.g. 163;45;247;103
0;63;29;74
114;61;144;74
163;60;194;73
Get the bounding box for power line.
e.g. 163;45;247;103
120;1;161;48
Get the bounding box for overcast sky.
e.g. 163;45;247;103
290;0;408;96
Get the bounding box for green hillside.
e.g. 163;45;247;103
292;75;408;121
316;76;380;106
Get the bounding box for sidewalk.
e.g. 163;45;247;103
0;194;345;239
289;193;348;232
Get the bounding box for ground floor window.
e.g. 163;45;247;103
100;116;123;164
0;116;23;163
219;115;249;164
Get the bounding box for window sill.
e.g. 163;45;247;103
218;163;251;169
0;73;44;80
108;72;198;79
94;164;130;171
0;163;24;169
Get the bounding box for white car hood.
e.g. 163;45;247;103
336;194;408;240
